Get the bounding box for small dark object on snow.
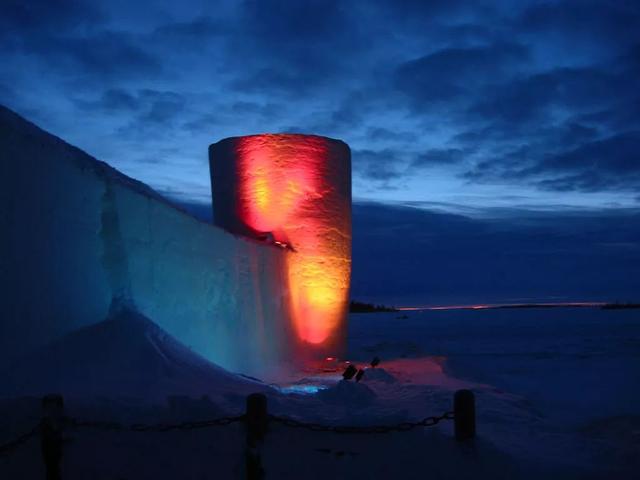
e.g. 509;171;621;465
245;393;267;479
342;364;357;380
257;232;275;243
246;393;268;442
41;394;64;480
355;369;365;382
370;356;380;368
454;389;476;441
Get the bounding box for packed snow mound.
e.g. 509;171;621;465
317;380;377;407
361;367;397;383
361;340;425;358
0;300;271;402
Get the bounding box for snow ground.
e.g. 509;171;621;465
1;307;639;479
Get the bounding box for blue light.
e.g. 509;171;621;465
278;384;328;395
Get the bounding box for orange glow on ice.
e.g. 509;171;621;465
229;135;351;347
286;251;350;344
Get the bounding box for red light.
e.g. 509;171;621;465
210;134;351;351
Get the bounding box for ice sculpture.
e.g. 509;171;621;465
209;134;352;355
0;106;296;376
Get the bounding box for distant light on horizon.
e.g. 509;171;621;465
396;301;608;312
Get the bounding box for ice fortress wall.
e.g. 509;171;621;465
210;135;351;356
0;106;296;375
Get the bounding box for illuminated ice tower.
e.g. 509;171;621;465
209;134;351;356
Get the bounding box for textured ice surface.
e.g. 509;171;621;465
209;134;351;355
0;105;295;375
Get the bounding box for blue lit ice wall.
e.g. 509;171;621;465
112;181;297;373
0;106;296;376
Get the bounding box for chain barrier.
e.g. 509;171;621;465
0;411;455;457
269;411;455;434
67;415;245;433
0;424;40;456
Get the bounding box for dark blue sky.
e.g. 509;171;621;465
2;0;639;304
2;0;639;210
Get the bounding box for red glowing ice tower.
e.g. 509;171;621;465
209;134;351;356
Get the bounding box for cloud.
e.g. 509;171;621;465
1;0;103;32
350;201;640;303
467;64;634;128
411;148;467;168
25;32;160;79
153;16;226;40
530;131;640;192
241;0;351;45
465;130;640;193
519;0;640;48
222;0;366;96
76;88;185;124
74;88;140;112
366;127;417;143
1;1;160;80
1;0;638;208
229;68;324;96
394;42;530;105
352;149;407;181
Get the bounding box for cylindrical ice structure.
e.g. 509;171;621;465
209;134;351;356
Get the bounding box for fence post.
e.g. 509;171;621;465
41;394;64;480
245;393;267;480
453;389;475;441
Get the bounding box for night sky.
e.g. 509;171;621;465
2;0;639;304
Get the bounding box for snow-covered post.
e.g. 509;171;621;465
41;394;64;480
245;393;267;479
454;389;476;441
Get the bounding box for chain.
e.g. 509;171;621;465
128;415;244;432
0;410;454;456
268;411;454;434
69;411;454;434
0;424;40;456
67;415;245;433
0;415;245;457
67;418;126;431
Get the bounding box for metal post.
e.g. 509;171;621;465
41;394;64;480
454;389;475;441
245;393;267;480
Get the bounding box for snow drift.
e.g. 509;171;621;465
0;300;270;402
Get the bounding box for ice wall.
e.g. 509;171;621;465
0;106;296;376
209;135;352;357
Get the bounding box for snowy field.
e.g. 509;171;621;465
1;307;638;479
346;308;640;478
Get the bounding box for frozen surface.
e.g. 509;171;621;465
346;308;640;477
1;105;637;478
348;308;640;424
2;307;638;478
0;300;271;403
0;105;295;375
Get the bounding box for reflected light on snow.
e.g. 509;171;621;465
277;384;328;395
